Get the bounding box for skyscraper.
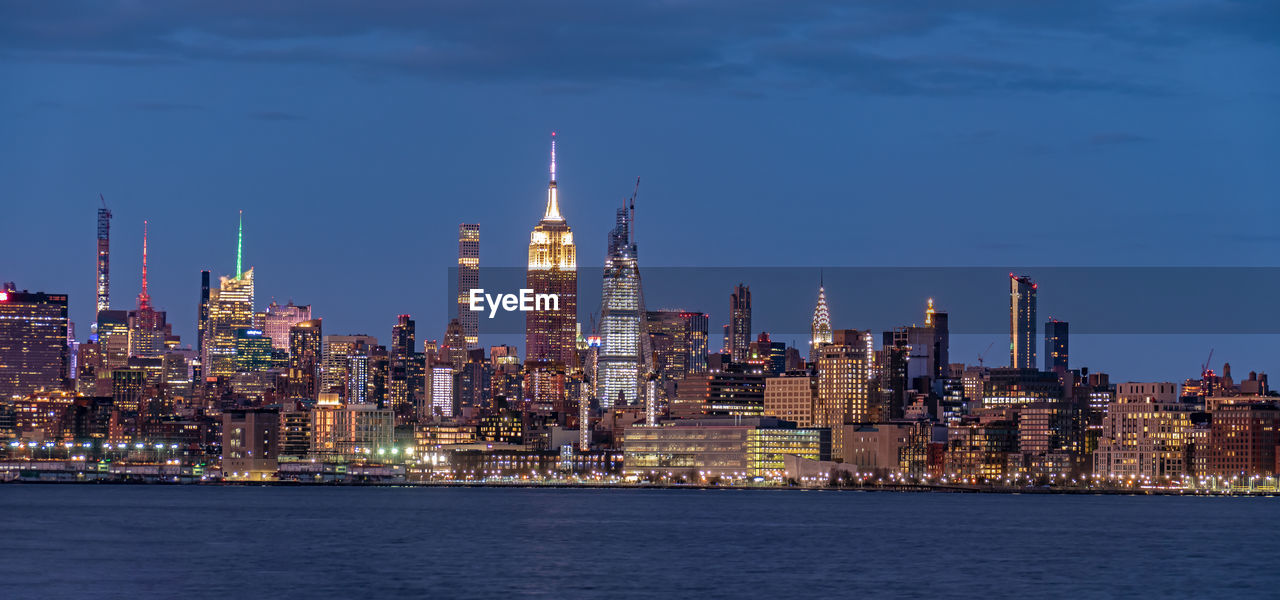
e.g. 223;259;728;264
197;270;210;356
0;288;69;399
646;310;710;402
203;212;255;378
524;132;578;406
96;196;111;315
1045;318;1069;375
598;189;647;409
457;224;480;349
816;329;875;427
390;314;416;412
288;319;322;398
321;334;377;401
264;301;311;351
127;221;171;359
728;284;751;362
809;279;832;364
1009;275;1037;369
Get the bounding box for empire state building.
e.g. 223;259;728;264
524;133;578;407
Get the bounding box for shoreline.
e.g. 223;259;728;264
3;479;1270;496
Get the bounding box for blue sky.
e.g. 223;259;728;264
1;1;1278;382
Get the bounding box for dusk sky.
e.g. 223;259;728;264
2;1;1278;381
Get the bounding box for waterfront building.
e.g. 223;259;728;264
310;397;395;460
1093;382;1190;480
1208;402;1280;477
320;334;377;401
621;417;826;479
222;408;279;480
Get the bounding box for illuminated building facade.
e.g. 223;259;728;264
1093;382;1188;479
524;133;577;405
1045;318;1069;375
728;284;751;362
1208;402;1280;477
96;310;130;372
203;214;254;378
288;319;322;398
222;408;279;480
264;301;311;351
816;329;874;457
232;328;274;373
127;221;171;359
646;310;708;403
1009;275;1037;369
390;315;415;413
764;371;817;427
457;224;480;348
0;290;70;400
96;200;111;314
599;196;647;409
621;417;824;478
671;363;767;418
320;334;377;401
429;364;455;419
310;400;395;460
809;281;832;364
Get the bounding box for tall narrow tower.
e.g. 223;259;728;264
1009;274;1037;369
203;212;255;377
457;224;480;348
728;284;752;362
809;276;832;364
599;179;647;409
96;195;112;314
128;220;169;358
524;132;578;407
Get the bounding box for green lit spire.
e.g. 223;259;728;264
235;210;243;279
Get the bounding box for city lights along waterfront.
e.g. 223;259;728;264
2;134;1280;495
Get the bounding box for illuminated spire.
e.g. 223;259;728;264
137;220;151;310
235;210;243;278
925;297;935;326
543;132;563;221
810;278;832;358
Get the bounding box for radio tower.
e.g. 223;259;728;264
96;195;112;314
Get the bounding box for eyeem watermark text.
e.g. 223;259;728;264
468;289;560;318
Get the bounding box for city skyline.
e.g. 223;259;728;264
4;2;1279;384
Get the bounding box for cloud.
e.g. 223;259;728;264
131;101;204;112
0;1;1267;96
249;110;304;121
1089;132;1153;145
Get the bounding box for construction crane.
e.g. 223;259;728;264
1201;348;1215;377
977;342;995;367
628;176;640;243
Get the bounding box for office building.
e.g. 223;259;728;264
1009;275;1036;369
728;284;751;362
524;133;578;405
288;319;322;398
598;195;647;410
763;371;818;426
203;213;254;378
96;198;112;314
264;301;311;351
0;290;70;399
622;417;825;478
1045;319;1068;375
457;224;480;348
